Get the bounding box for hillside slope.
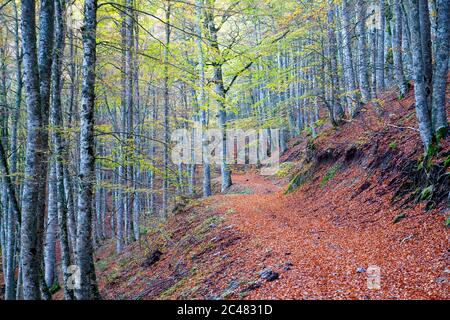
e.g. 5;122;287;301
96;86;449;300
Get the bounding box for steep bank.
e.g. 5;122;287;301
96;86;449;300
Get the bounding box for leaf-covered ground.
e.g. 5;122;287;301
95;85;449;300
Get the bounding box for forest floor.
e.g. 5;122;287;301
96;85;449;300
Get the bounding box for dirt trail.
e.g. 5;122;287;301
211;171;448;300
97;86;449;300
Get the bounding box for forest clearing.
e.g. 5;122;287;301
0;0;449;302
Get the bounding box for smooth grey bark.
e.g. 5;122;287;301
431;0;449;135
418;0;433;109
324;9;343;127
44;163;58;289
369;26;378;98
392;0;409;96
341;0;361;116
162;2;171;217
401;2;413;78
356;0;371;103
51;0;74;299
132;8;140;242
335;6;348;111
408;0;433;150
66;17;78;252
205;1;232;192
195;0;211;197
125;0;135;239
36;0;55;299
75;0;100;300
0;138;21;300
4;0;23;300
377;0;386;93
20;0;54;300
116;12;126;253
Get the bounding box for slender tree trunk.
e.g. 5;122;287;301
341;0;361;116
408;0;433;150
377;0;386;93
51;0;74;299
44;163;58;289
205;2;232;192
418;0;433;110
393;0;408;96
162;1;171;217
431;0;449;136
195;0;211;197
36;0;55;299
20;0;54;300
75;0;100;300
327;2;344;124
356;0;371;103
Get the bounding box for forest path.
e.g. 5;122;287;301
210;170;448;300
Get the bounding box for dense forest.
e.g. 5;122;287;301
0;0;448;300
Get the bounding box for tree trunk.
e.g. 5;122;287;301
356;0;371;103
20;0;54;300
418;0;433;110
75;0;100;300
196;0;211;197
431;0;449;136
51;0;74;299
44;163;58;289
162;2;171;217
205;2;232;192
393;0;409;96
408;0;433;150
377;0;386;93
341;0;361;116
327;2;344;124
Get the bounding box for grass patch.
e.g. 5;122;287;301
388;141;398;150
193;215;225;240
276;162;296;178
321;163;341;187
96;259;109;272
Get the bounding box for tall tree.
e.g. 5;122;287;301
392;0;408;97
341;0;361;116
162;0;171;217
407;0;433;150
376;0;386;94
431;0;449;136
75;0;100;300
356;0;371;103
20;0;54;300
196;0;211;197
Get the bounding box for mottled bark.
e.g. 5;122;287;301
431;0;449;135
205;2;232;192
392;0;409;96
36;0;55;299
51;0;74;299
408;0;433;150
377;0;386;93
75;0;100;300
162;2;171;217
418;0;433;110
196;0;211;197
44;163;58;288
356;0;371;103
20;0;53;300
341;0;361;116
